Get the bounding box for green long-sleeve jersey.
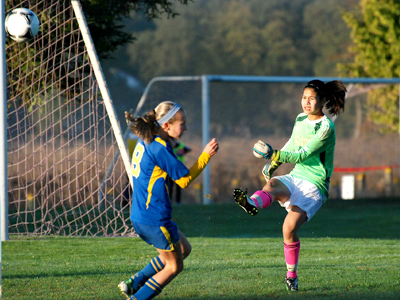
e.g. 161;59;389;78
279;113;336;200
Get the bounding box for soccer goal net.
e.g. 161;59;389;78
6;0;133;237
5;2;400;238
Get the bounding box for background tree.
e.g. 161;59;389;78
125;0;354;82
339;0;400;132
111;0;355;134
81;0;190;60
303;0;356;76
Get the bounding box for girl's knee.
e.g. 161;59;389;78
282;219;301;241
264;178;281;190
177;261;184;274
179;237;191;259
282;222;296;239
182;243;192;259
263;179;290;201
166;260;183;276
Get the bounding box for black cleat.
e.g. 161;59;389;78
285;277;298;291
233;188;258;216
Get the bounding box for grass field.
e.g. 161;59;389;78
2;198;400;299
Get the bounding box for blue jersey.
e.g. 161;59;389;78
130;136;189;226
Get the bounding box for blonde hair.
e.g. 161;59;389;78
125;101;184;144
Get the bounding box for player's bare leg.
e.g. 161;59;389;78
282;206;307;244
262;178;291;202
154;244;183;285
119;231;191;299
177;230;192;260
263;179;306;291
282;206;307;292
126;246;182;299
152;230;190;286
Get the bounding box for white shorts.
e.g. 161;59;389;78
274;174;326;221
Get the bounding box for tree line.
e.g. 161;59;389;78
116;0;400;133
7;0;400;133
124;0;355;81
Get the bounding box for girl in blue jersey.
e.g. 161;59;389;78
118;101;219;300
233;80;347;291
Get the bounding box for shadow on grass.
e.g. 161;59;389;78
172;197;400;240
164;292;400;300
3;270;128;280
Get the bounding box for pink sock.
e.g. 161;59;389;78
284;241;300;279
250;190;273;208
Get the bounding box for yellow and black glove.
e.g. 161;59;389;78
262;161;282;182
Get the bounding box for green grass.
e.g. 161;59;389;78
2;198;400;299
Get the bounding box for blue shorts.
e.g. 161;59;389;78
132;220;180;251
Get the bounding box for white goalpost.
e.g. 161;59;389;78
1;0;7;294
70;0;133;202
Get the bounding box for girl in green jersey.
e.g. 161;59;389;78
234;79;347;291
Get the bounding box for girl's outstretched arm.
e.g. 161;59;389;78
175;138;219;188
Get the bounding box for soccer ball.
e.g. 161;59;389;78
5;8;40;43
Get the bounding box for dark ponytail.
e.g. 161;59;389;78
125;110;159;144
305;80;347;116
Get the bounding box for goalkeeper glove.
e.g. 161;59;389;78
253;140;280;161
262;161;282;182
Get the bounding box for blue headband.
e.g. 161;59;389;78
157;103;182;126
